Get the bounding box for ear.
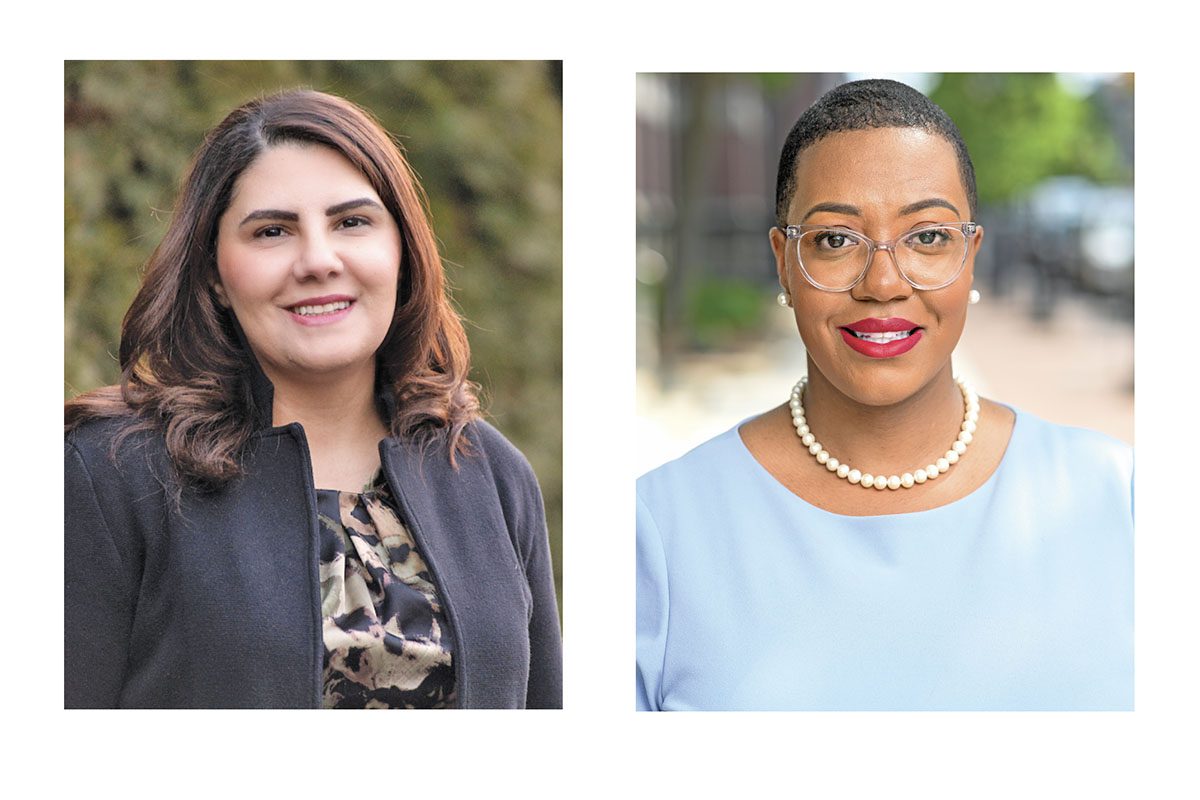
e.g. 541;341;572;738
769;226;790;293
212;281;231;309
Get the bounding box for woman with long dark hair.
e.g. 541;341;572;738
66;89;561;709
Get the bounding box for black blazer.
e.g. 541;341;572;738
64;374;561;709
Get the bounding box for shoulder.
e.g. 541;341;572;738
637;423;744;507
66;414;168;478
66;414;176;513
636;423;757;548
1010;407;1132;482
387;418;543;506
463;418;537;478
465;418;545;509
456;419;548;552
1001;407;1133;522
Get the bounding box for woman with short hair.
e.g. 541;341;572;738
636;79;1132;711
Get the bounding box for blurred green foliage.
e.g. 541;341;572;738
686;278;767;350
64;61;563;614
929;73;1127;204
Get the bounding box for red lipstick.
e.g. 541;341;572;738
839;317;923;359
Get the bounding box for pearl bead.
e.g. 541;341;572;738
788;376;978;492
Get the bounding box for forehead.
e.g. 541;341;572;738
227;143;379;208
787;128;968;221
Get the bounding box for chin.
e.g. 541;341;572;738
811;353;946;409
277;350;372;376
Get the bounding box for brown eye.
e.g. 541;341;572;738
814;231;856;250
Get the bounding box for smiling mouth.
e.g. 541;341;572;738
290;300;353;317
842;327;921;343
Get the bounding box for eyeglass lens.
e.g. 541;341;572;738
797;227;968;290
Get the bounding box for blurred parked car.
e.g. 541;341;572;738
1023;176;1134;300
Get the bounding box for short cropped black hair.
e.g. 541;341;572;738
774;78;977;225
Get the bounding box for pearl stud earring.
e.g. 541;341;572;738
968;289;981;305
777;291;792;308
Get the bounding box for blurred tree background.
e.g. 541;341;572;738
929;73;1131;204
65;61;563;616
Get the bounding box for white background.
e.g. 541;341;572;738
7;2;1196;797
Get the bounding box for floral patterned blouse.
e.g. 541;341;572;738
317;472;456;709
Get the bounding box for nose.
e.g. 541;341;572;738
850;243;913;303
292;228;344;280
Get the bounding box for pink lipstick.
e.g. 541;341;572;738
285;294;355;327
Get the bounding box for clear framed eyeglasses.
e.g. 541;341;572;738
780;222;980;292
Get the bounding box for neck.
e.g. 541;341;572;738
799;358;964;474
267;360;388;447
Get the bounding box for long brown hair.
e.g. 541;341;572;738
65;89;479;489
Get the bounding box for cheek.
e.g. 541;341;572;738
366;240;402;299
216;248;280;307
790;293;838;344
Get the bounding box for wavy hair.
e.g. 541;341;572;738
65;89;479;489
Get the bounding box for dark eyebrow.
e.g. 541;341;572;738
897;197;960;217
325;197;384;217
238;198;384;228
239;209;299;227
801;202;862;222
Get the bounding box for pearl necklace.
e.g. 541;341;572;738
789;376;980;490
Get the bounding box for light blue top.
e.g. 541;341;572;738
636;408;1133;711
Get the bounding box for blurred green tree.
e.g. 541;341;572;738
64;60;563;614
929;73;1128;205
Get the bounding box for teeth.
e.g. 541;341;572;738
851;329;913;343
293;301;351;316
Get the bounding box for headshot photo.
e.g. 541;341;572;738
64;61;563;709
635;73;1134;711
